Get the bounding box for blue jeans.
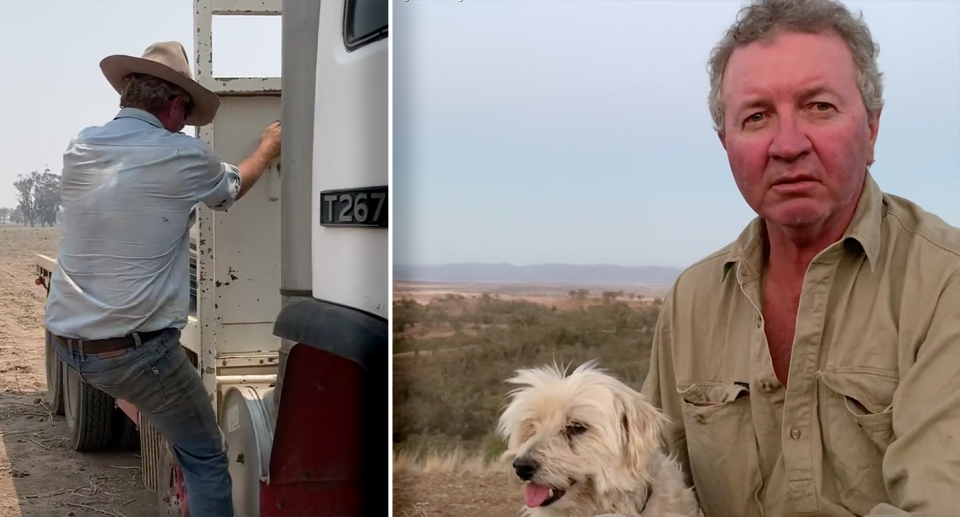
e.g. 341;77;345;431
53;328;234;517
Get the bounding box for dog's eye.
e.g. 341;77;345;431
563;422;588;439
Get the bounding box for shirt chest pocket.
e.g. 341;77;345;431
816;368;898;510
677;381;763;517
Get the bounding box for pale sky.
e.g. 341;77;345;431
393;0;960;268
2;1;957;270
0;0;281;208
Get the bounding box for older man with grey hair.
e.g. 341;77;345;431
642;1;960;516
46;41;281;516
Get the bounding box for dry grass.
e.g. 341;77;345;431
393;292;661;451
393;447;509;475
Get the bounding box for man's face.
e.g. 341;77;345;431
718;31;880;230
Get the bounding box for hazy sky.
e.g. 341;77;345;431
3;1;957;270
393;0;960;268
0;0;280;207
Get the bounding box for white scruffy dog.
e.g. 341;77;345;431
496;361;701;517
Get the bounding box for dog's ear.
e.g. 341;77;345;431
616;386;670;474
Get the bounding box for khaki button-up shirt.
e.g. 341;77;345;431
641;173;960;517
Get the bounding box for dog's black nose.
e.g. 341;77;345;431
512;457;538;481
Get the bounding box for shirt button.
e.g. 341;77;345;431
761;381;774;393
790;427;802;440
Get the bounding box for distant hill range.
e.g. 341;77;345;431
394;263;684;288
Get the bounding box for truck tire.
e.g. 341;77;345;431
61;362;114;452
111;406;140;450
44;330;65;416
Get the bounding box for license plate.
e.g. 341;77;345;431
319;186;388;228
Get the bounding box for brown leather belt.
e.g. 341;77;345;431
52;328;169;356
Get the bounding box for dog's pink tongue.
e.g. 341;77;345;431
525;483;551;507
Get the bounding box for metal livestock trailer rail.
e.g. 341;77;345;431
33;0;388;515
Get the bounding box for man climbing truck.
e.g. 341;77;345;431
46;39;281;516
34;0;388;515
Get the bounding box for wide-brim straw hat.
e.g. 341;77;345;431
99;41;220;126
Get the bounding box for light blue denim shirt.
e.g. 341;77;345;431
44;108;242;340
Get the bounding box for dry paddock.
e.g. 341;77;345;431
0;226;155;517
393;451;523;517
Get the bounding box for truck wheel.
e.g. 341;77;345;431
44;330;65;416
61;362;114;451
111;406;140;450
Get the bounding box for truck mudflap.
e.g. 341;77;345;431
272;298;386;377
264;298;387;516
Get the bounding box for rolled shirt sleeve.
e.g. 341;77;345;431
196;150;241;211
186;145;242;212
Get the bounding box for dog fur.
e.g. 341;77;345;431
496;361;701;517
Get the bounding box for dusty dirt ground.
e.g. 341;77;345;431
393;471;522;517
0;226;156;517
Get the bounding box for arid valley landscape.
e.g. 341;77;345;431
392;277;672;516
0;225;678;517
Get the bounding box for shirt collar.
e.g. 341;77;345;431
113;107;165;129
721;170;884;283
